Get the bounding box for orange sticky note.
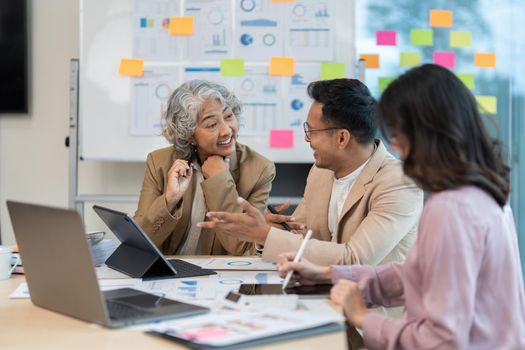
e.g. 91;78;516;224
118;58;144;77
359;54;379;69
474;53;496;68
169;16;194;35
430;10;453;27
269;56;295;76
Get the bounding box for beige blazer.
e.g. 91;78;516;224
262;140;423;266
134;143;275;256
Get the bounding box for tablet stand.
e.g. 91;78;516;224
105;243;174;280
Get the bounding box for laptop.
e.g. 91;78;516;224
6;201;209;328
92;205;216;280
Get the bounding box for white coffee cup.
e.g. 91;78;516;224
0;246;20;280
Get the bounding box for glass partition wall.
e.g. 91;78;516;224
354;0;525;278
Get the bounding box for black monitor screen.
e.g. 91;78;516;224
270;163;312;198
0;0;28;113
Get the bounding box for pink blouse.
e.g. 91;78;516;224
332;186;525;349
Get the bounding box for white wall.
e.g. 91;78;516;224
0;0;145;244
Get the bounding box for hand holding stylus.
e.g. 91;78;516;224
281;229;313;290
276;253;332;286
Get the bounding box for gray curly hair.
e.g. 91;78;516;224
162;80;242;160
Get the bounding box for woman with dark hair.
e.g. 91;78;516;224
134;80;275;256
277;64;525;349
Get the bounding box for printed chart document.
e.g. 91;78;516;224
9;279;142;299
182;257;276;271
9;270;282;302
146;309;344;349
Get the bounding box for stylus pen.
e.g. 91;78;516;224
266;204;292;231
282;229;313;291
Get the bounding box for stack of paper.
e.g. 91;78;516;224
146;309;343;349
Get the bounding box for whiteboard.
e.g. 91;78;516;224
79;0;354;162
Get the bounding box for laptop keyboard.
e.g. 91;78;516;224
167;259;216;278
106;300;153;320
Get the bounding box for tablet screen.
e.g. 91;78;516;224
238;283;332;296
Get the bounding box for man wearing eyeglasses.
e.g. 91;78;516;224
198;78;423;268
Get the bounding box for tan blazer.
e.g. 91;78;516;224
134;143;275;255
263;140;423;266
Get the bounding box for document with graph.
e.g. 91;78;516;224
145;309;343;349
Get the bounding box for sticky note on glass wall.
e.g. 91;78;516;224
169;17;194;35
476;96;497;114
220;59;245;76
456;73;475;90
359;54;379;69
321;62;345;80
474;53;496;68
433;52;455;68
270;129;294;148
376;31;397;45
430;10;453;27
379;77;396;93
269;57;295;76
118;58;144;77
450;31;472;48
410;29;433;46
400;53;421;67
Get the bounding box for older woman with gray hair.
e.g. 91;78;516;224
134;80;275;256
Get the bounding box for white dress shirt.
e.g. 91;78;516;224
327;159;369;239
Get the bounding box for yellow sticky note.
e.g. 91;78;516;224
450;31;472;48
379;77;396;93
430;10;453;27
456;73;475;90
321;62;345;80
220;59;245;77
269;56;295;76
118;58;144;77
410;29;433;46
169;17;194;35
476;96;497;114
400;53;421;67
474;53;496;68
359;54;379;69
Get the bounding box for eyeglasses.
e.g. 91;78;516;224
303;121;340;140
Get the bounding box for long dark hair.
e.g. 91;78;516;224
378;64;510;207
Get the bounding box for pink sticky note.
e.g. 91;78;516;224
270;129;294;148
376;31;397;45
181;327;232;342
433;52;455;68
